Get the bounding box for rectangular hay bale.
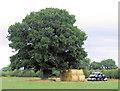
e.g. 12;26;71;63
78;75;85;82
69;75;78;82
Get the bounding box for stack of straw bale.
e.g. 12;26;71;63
60;69;85;82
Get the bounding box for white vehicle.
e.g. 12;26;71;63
87;72;107;81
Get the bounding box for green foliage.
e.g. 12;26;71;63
1;70;41;77
10;70;21;77
101;59;117;69
52;70;60;77
7;8;87;78
2;67;11;72
89;59;117;70
118;69;120;79
79;58;91;70
21;70;36;77
83;70;90;78
2;71;13;77
4;70;36;77
113;69;118;79
36;70;43;77
90;61;102;70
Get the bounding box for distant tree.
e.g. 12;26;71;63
79;58;91;70
101;59;117;69
90;61;102;70
7;8;87;79
2;66;11;72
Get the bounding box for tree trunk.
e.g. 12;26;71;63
41;69;52;80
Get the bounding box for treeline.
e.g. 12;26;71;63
80;58;118;70
1;69;59;78
1;69;120;79
1;58;118;79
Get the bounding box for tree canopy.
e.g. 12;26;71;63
101;59;117;69
2;66;11;72
89;59;117;70
7;8;87;78
79;58;91;70
90;61;102;70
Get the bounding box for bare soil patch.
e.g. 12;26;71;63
29;77;58;82
34;79;54;82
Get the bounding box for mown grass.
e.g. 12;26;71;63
2;77;119;89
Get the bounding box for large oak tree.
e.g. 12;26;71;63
7;8;87;78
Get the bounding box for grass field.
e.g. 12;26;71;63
2;77;119;89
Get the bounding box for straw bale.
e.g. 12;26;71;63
69;75;78;82
78;75;85;82
68;69;77;75
77;70;84;75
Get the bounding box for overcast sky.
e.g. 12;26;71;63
0;0;119;69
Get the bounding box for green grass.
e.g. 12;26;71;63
2;77;119;89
